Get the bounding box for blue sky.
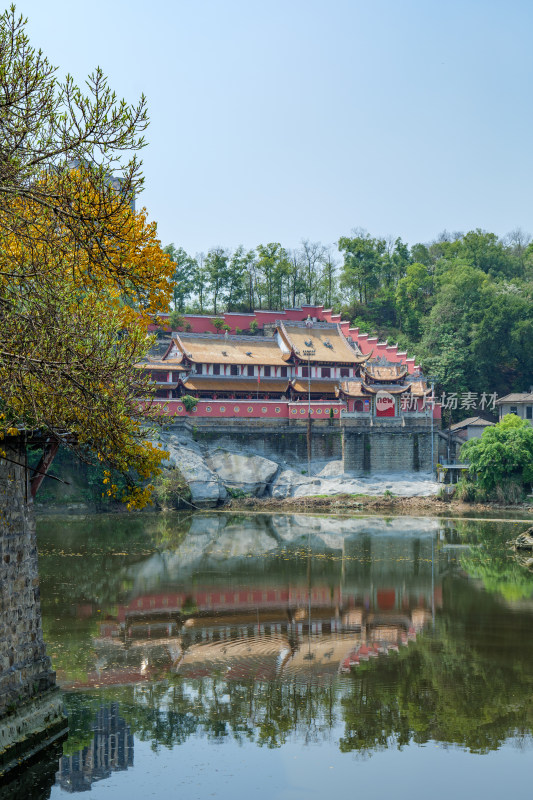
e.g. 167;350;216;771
19;0;533;254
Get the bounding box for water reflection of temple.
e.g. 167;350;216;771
55;704;133;793
64;531;448;687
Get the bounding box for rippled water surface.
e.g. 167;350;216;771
9;511;533;800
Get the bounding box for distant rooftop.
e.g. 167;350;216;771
496;393;533;404
449;416;495;431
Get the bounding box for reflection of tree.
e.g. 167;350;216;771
341;577;533;754
64;678;343;753
341;635;533;753
456;520;533;601
62;571;533;757
41;616;99;685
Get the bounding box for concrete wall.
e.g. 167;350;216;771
167;417;437;473
185;423;343;463
0;442;65;771
342;423;437;474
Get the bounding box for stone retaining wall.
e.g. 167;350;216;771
342;424;437;474
167;421;343;463
0;442;64;769
165;418;437;474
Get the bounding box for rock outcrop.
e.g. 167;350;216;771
159;434;226;507
155;428;440;505
514;527;533;551
271;469;317;499
206;451;279;496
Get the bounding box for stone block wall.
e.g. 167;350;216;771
188;425;343;463
343;427;437;473
0;443;56;715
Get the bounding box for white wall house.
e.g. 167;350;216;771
496;392;533;427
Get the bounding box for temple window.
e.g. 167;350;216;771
213;364;220;375
321;367;331;378
264;366;271;377
230;365;239;376
280;366;287;377
247;365;255;376
196;364;203;374
302;366;309;378
340;367;349;378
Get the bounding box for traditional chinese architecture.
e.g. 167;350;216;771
140;305;441;473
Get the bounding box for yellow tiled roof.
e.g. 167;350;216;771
362;383;408;395
175;334;288;365
409;381;430;396
279;322;369;364
138;361;188;372
364;363;408;381
339;381;365;397
291;380;339;394
184;377;290;393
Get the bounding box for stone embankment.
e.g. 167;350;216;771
0;443;67;772
156;428;440;508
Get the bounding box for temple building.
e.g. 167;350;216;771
140;306;438;422
139;305;440;472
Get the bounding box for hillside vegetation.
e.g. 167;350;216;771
164;229;533;413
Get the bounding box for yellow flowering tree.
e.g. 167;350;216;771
0;7;174;507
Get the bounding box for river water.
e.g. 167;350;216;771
8;510;533;800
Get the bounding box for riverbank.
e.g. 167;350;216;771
33;491;533;519
225;493;533;517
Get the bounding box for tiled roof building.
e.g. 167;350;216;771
139;305;440;423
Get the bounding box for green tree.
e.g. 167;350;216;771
410;242;432;267
256;243;288;309
0;7;172;507
192;252;209;312
286;249;306;308
459;229;511;277
168;309;184;329
338;233;386;304
461;415;533;493
226;246;253;310
320;248;338;307
164;244;197;311
205;247;230;313
299;239;326;304
419;263;487;395
395;262;433;338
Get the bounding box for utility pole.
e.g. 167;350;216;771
303;317;315;477
426;376;438;476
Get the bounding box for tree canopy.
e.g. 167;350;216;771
0;6;173;507
461;415;533;494
163;225;533;410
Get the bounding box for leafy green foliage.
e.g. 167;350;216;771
163;227;533;407
461;415;533;493
181;394;198;412
163;245;198;312
152;467;192;508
